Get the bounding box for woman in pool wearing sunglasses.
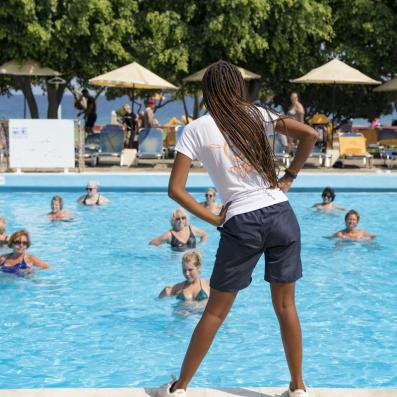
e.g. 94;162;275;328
200;188;222;215
0;230;50;275
312;187;345;212
149;208;207;252
78;181;109;206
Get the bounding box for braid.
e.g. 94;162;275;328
202;61;279;188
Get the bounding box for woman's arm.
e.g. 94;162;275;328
29;255;50;269
191;226;208;244
168;153;231;226
276;118;317;192
149;231;171;246
159;282;183;298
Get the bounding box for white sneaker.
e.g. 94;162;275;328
288;388;308;397
157;379;186;397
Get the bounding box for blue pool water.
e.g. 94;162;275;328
0;191;396;389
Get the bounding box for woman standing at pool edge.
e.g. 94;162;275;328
158;61;317;397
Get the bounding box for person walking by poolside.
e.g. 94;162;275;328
0;216;9;247
78;181;109;206
287;92;305;154
159;251;209;301
312;187;345;212
143;98;160;128
76;89;97;134
149;208;207;252
0;230;50;275
48;195;73;220
158;61;317;397
200;188;222;215
333;210;374;241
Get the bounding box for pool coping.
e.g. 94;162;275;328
1;172;397;192
0;387;395;397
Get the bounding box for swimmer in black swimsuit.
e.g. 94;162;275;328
149;208;207;251
78;181;109;206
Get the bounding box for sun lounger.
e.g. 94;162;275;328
137;128;164;159
338;133;373;168
267;132;291;168
383;150;397;169
378;128;397;147
95;124;126;166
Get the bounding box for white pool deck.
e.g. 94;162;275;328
0;388;395;397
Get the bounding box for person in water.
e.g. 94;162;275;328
149;208;207;252
48;195;73;220
157;61;317;397
159;251;210;301
312;187;345;212
0;230;50;275
200;188;222;215
0;216;9;247
333;210;375;240
78;181;109;206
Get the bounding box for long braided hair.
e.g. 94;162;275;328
202;61;279;188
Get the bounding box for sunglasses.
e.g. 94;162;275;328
14;240;28;247
86;187;95;191
175;216;186;221
322;194;332;198
205;194;214;198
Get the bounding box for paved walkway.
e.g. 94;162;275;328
0;388;395;397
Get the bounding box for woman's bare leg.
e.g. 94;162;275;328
271;282;305;391
172;288;237;391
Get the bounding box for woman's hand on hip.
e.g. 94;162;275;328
278;176;293;193
211;202;232;226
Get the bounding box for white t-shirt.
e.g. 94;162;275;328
175;107;288;222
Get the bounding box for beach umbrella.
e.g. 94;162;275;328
89;62;177;112
0;59;61;118
183;64;261;82
290;58;380;121
0;59;61;77
89;62;178;90
373;76;397;92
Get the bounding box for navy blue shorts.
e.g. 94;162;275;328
210;201;302;292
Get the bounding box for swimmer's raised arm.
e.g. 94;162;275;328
29;254;50;269
191;226;207;244
149;231;171;246
159;282;184;298
169;153;231;227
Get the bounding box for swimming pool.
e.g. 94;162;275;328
0;177;396;389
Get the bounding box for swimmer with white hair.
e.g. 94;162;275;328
200;188;222;215
78;181;109;206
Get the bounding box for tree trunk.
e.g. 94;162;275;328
14;76;39;118
193;91;200;119
47;82;66;119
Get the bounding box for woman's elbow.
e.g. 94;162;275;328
168;185;183;200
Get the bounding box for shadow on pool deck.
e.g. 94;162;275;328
0;388;396;397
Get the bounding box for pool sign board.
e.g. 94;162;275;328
9;119;75;169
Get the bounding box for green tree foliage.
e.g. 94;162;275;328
286;0;397;121
0;0;396;122
0;0;138;118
